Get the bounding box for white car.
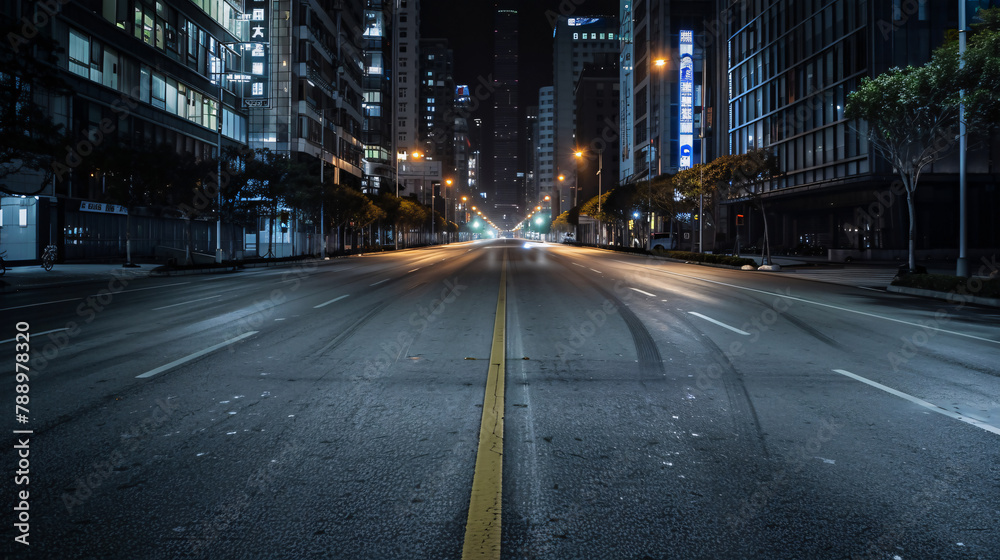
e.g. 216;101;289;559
649;232;676;252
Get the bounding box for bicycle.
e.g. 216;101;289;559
41;245;57;271
0;250;6;277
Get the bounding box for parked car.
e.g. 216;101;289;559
561;232;576;243
649;232;675;252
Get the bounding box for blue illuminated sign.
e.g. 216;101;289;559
678;30;694;170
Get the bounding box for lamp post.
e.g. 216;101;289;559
214;68;225;263
647;56;668;250
698;45;707;254
395;150;405;250
957;1;968;277
444;178;453;243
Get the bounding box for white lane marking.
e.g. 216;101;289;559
109;282;191;295
408;268;421;273
688;312;751;335
629;288;657;297
0;328;69;344
136;331;258;379
589;268;602;274
314;294;349;309
832;369;1000;436
1;297;82;311
370;278;390;286
152;295;221;311
572;262;586;268
613;260;1000;345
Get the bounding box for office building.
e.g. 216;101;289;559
536;87;556;215
419;38;456;181
248;0;365;193
362;0;394;194
574;55;620;207
720;0;999;256
0;0;250;261
491;2;519;223
619;0;714;186
394;0;420;158
552;15;618;217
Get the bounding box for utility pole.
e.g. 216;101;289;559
957;0;969;277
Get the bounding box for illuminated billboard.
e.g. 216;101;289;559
679;30;694;170
238;0;270;108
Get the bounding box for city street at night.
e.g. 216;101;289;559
4;240;998;558
3;0;1000;557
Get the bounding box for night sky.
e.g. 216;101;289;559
422;0;619;141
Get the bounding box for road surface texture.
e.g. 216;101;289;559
2;239;997;559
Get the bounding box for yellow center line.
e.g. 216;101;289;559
462;250;507;559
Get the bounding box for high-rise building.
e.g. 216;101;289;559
419;38;456;181
362;0;394;194
618;0;714;187
536;87;556;214
574;55;620;207
523;106;539;208
0;0;250;261
394;0;421;158
453;85;474;194
249;1;365;191
718;0;999;255
492;2;519;223
552;15;618;217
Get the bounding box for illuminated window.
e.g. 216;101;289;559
19;208;28;227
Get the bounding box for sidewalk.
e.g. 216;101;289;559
736;253;971;276
0;263;157;293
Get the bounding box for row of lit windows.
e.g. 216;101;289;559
68;27;245;142
773;158;871;189
728;0;866;66
730;120;869;184
731;30;865;104
729;0;867;67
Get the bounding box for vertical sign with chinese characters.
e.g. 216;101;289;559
678;30;694;170
241;0;269;107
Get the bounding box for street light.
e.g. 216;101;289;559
411;151;434;243
444;178;453;243
575;148;604;245
395;150;407;250
646;56;668;249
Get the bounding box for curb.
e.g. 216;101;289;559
886;285;1000;308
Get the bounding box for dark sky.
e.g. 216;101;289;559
422;0;619;117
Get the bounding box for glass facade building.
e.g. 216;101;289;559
720;0;1000;255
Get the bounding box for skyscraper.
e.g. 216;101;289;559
363;0;394;194
395;0;421;155
492;2;519;223
552;15;618;217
